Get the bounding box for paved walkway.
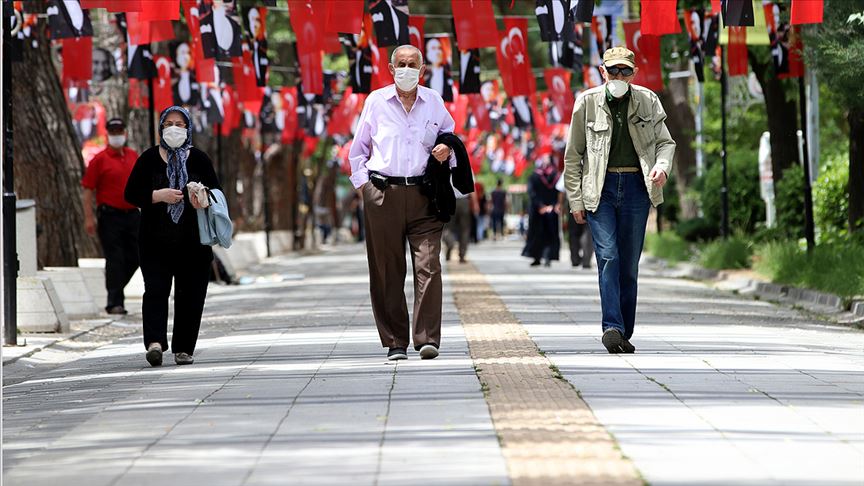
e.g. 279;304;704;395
3;240;863;485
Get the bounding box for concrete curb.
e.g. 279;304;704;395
2;318;118;366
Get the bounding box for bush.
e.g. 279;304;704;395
676;217;721;242
813;153;849;237
753;238;864;298
644;232;692;263
698;151;765;234
775;164;807;240
699;236;753;270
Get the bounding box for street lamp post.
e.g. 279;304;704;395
3;4;18;345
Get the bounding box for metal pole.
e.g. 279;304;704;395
799;75;816;253
260;150;272;258
695;81;704;178
720;45;730;239
147;75;156;147
3;5;18;346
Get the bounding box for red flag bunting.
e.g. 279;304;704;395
452;0;498;49
62;36;92;82
710;0;722;16
790;0;823;25
498;18;532;97
127;13;174;44
153;54;173;112
289;0;324;95
108;1;143;12
138;0;180;21
779;26;805;79
622;20;664;92
325;0;364;34
280;87;299;143
468;94;491;132
233;49;262;102
544;68;574;122
640;0;682;36
80;1;110;8
727;27;748;77
328;88;365;136
409;16;426;51
371;45;393;90
128;78;149;108
445;88;469;135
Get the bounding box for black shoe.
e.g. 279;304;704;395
601;328;625;354
543;260;551;267
146;343;163;367
106;305;128;315
530;260;541;267
387;347;407;361
621;339;636;354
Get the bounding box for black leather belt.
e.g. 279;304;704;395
370;171;424;188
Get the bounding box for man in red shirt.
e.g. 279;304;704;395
82;118;140;315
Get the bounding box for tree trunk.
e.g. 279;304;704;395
749;52;800;185
658;68;699;219
849;108;864;232
12;21;99;267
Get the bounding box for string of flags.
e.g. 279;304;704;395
8;0;824;178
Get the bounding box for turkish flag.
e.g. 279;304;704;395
328;88;365;136
127;13;174;44
445;89;469;135
325;0;364;34
289;1;324;95
468;94;491;132
371;45;393;90
153;54;173;112
498;19;533;97
791;0;823;25
108;0;143;12
62;36;92;82
409;16;426;51
233;49;262;102
280;87;299;143
779;26;804;79
640;0;682;36
302;136;320;159
544;68;574;121
138;0;180;21
323;34;343;54
452;0;498;49
128;78;149;108
623;20;664;92
220;85;241;137
727;26;748;76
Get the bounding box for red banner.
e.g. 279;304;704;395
544;68;574;122
500;19;532;97
127;13;174;44
328;88;366;136
640;0;681;35
791;0;823;25
409;16;426;51
325;0;364;34
779;26;804;79
280;87;299;143
153;54;173;112
62;36;92;82
138;0;180;21
452;0;498;49
623;20;664;92
727;27;748;77
468;94;491;132
233;50;261;102
371;46;393;90
289;0;324;95
108;1;143;12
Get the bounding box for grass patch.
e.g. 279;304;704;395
753;238;864;298
644;232;693;263
699;235;753;270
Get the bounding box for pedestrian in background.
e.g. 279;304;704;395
522;155;561;267
563;47;675;354
443;192;478;263
556;175;593;268
490;178;508;240
124;106;221;367
82;118;140;315
349;45;457;361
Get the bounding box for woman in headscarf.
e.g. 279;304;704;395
521;154;561;267
124;106;221;367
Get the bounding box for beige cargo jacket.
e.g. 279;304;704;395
563;84;676;213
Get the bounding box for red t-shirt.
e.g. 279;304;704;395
81;146;139;210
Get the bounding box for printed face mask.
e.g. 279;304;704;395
162;126;187;149
394;67;420;92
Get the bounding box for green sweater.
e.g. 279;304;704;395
605;88;640;169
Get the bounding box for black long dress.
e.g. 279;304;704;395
521;165;561;263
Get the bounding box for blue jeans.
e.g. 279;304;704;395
586;173;651;340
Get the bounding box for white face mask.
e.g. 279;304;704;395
162;126;187;149
107;134;126;148
394;67;420;92
606;79;629;99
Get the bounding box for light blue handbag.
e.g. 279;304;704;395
197;188;233;248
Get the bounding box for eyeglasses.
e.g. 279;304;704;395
161;122;187;129
606;66;634;77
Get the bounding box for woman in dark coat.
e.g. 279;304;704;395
124;106;220;367
522;156;561;266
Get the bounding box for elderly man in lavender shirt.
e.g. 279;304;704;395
349;45;457;362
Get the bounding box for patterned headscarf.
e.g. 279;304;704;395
159;106;193;224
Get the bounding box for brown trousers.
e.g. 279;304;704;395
362;183;444;350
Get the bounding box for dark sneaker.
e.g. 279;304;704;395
418;344;439;360
387;347;407;361
146;343;163;367
174;352;194;365
106;305;128;315
621;339;636;354
601;328;625;354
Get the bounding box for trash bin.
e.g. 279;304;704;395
16;199;37;277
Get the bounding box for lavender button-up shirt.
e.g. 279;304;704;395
349;84;457;188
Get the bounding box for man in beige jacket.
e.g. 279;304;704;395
563;47;676;354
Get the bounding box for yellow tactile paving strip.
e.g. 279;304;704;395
449;263;643;486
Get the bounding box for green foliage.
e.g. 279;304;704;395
644;232;693;263
774;165;806;239
754;238;864;298
697;151;765;233
805;0;864;112
813;153;850;237
699;236;753;270
676;217;721;242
